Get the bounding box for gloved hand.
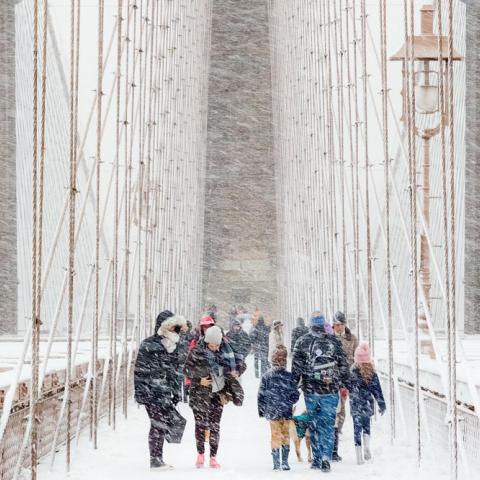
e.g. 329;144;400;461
379;408;386;416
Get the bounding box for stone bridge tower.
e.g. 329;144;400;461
0;0;18;335
202;0;278;322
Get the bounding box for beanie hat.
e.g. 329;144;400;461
296;317;305;327
155;310;174;333
271;345;288;368
206;305;217;321
272;320;283;329
333;311;346;325
354;342;372;364
204;325;223;345
199;315;215;327
310;313;326;327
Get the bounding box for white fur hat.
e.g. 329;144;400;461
159;315;187;337
204;325;223;345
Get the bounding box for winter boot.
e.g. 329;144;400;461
195;453;205;468
281;445;290;471
321;458;331;472
209;457;221;468
363;434;372;461
271;448;281;471
150;457;173;470
355;446;364;465
332;428;342;462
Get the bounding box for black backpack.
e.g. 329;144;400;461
307;339;337;387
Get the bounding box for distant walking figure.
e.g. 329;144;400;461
249;316;270;378
290;317;309;353
268;320;285;363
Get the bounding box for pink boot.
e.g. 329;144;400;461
209;457;221;469
195;453;205;468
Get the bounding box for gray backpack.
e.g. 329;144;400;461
308;340;337;386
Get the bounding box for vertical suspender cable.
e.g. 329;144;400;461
352;0;361;338
345;1;356;325
409;0;422;465
379;0;395;443
124;0;141;392
326;0;339;312
124;0;136;418
404;0;421;464
37;0;48;350
93;0;105;450
361;0;373;351
137;0;146;341
66;0;78;469
30;0;40;477
435;0;453;475
111;0;124;430
446;0;458;478
144;0;156;336
336;0;348;315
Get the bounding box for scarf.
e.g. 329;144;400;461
204;346;225;392
161;329;180;353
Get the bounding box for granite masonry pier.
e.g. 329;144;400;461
202;0;278;321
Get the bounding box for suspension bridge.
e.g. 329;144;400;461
0;1;478;479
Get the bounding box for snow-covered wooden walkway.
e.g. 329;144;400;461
38;359;451;480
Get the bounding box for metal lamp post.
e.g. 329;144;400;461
390;4;462;358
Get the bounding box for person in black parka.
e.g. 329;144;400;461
290;317;309;353
249;316;270;378
134;310;187;470
225;319;251;374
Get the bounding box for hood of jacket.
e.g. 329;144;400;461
159;315;187;352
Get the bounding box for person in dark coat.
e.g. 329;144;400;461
258;345;300;471
290;317;309;353
332;310;359;461
184;326;233;469
249;316;270;378
349;343;386;465
134;310;188;470
227;306;239;330
226;319;251;373
177;320;195;402
292;313;350;472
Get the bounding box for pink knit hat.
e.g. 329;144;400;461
354;342;372;364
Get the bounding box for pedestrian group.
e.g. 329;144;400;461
133;307;385;472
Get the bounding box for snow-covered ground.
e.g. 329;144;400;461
38;358;451;480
